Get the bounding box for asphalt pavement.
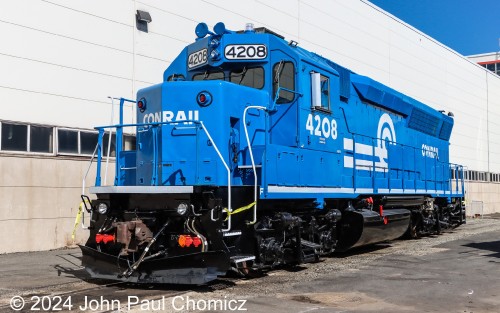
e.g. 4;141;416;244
0;217;499;313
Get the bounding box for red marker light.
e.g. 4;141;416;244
178;235;193;247
95;234;115;244
137;98;147;112
192;236;202;247
199;93;206;103
184;236;193;247
196;91;212;106
178;235;202;248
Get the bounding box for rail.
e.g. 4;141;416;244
103;97;117;185
243;105;267;224
349;133;465;197
90;116;235;230
82;144;100;195
198;121;232;231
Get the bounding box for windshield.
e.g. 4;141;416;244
192;71;224;81
230;67;264;89
190;67;264;90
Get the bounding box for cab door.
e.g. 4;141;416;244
299;63;340;152
298;62;342;187
269;50;298;147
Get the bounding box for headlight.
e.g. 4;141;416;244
210;49;220;61
97;202;108;215
177;203;189;216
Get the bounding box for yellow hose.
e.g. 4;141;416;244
223;201;256;221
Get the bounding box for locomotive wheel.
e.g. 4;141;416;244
434;205;441;235
404;211;420;239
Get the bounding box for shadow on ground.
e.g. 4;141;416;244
463;240;500;259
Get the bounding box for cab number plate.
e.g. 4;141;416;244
224;44;267;60
188;48;208;69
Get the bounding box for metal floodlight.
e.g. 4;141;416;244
136;10;152;23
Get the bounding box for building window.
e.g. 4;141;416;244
0;120;134;158
1;122;28;152
103;132;116;157
80;131;99;155
480;61;500;76
101;133;136;157
124;135;136;151
30;125;53;153
273;61;295;104
57;129;79;154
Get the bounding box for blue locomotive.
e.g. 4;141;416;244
80;22;465;284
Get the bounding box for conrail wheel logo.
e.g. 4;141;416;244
375;113;397;169
343;113;396;172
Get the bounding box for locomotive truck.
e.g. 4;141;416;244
79;22;466;284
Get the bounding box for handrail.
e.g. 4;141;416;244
95;120;201;130
93;118;236;229
271;86;302;110
243;105;267;224
347;132;464;196
198;121;232;231
82;144;99;194
104;96;115;185
95;120;198;187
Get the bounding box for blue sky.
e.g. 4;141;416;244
368;0;500;56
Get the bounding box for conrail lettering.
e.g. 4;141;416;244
422;144;439;159
143;110;199;124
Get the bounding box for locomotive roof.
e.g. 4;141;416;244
262;28;454;127
165;22;454;137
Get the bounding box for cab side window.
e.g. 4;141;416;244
272;61;295;104
311;72;330;111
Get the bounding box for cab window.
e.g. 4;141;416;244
319;74;330;110
167;74;185;81
311;72;331;111
272;61;295;104
193;71;224;81
230;67;264;89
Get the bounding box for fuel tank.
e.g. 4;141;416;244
337;208;410;251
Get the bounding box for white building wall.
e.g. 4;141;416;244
0;0;498;252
